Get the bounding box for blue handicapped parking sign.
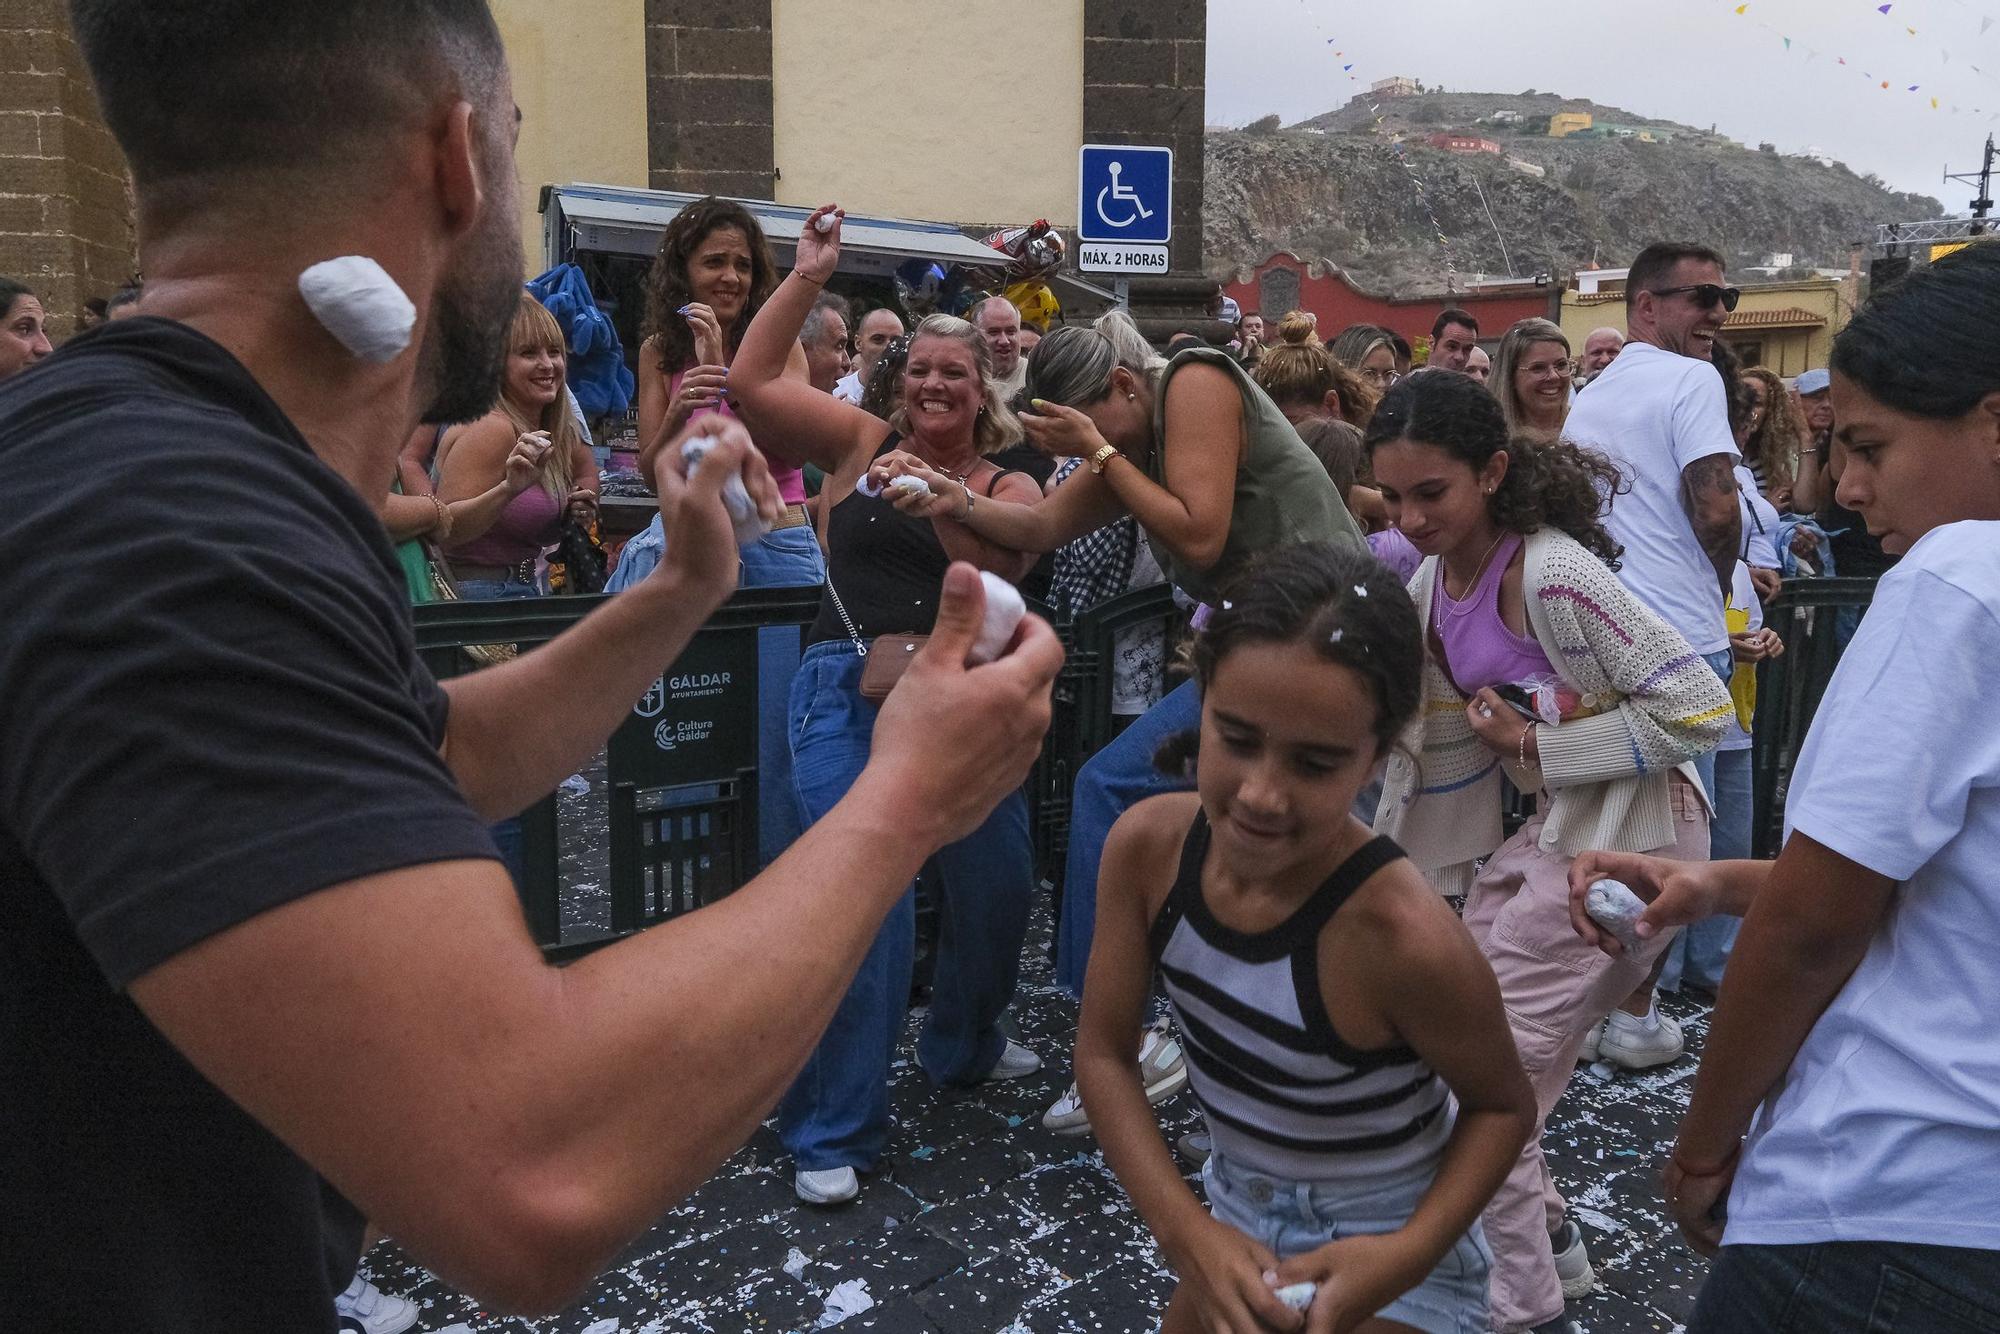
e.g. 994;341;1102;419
1078;145;1172;245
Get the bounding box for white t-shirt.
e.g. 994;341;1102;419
1564;340;1739;653
833;371;864;405
1726;520;2000;1250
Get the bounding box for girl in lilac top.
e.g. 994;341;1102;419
1367;372;1725;1334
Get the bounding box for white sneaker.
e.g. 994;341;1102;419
794;1165;860;1205
1041;1020;1188;1136
1551;1217;1596;1299
984;1039;1042;1082
1576;1019;1604;1064
1599;1002;1685;1071
334;1276;419;1334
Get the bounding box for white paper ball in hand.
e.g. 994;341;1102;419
967;571;1026;666
815;212;837;233
1271;1282;1317;1312
887;474;932;500
680;435;773;548
1585;878;1649;953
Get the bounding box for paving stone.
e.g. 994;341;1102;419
804;1222;971;1303
910;1193;1047;1264
891;1135;1036;1203
1570;1282;1687;1333
523;1272;661;1332
693;1272;830;1333
911;1255;1064;1334
1596;1223;1710;1324
1019;1210;1156;1285
839;1298;945;1334
633;1221;796;1304
1017;1260;1175;1334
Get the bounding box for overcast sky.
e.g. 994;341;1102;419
1206;0;1998;208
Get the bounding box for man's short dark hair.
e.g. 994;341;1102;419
1626;242;1727;306
69;1;506;198
1431;308;1478;341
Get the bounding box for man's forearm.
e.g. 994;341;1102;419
441;569;725;819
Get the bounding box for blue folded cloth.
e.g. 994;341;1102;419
526;265;634;418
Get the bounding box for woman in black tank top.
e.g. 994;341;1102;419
726;207;1046;1206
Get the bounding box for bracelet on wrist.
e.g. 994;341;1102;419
428;494;453;542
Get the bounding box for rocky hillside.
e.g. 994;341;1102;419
1204;90;1944;291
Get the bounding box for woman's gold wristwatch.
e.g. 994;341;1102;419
1087;442;1120;475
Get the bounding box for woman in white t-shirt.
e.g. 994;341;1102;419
1567;240;2000;1328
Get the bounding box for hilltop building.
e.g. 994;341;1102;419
1426;131;1501;156
1371;75;1422;99
1548;111;1594;138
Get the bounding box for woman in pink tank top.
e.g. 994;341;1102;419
631;197;811;510
437;293;600;598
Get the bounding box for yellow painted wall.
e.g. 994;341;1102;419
1558;278;1850;376
492;0;651;270
1548;112;1592;138
769;0;1085;226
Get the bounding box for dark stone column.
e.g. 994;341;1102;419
1081;0;1217;337
644;0;774;199
1082;0;1205;274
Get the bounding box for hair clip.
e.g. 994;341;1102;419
1328;629;1344;644
1353;585;1370;598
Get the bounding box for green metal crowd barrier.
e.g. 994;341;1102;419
414;586;821;960
413;571;1866;958
1749;577;1878;859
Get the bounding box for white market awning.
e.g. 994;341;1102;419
543;183;1116;307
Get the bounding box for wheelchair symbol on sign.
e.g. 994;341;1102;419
1094;162;1156;230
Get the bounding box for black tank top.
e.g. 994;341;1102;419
807;434;1019;647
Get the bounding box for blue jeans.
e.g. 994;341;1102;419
779;642;1032;1172
609;516;826;868
1691;1240;2000;1332
1662;745;1750;994
1055;678;1201;997
451;577;540;887
1204;1151;1491;1334
738;525;826;868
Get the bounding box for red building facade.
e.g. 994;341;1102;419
1225;253;1556;353
1425;131;1501;155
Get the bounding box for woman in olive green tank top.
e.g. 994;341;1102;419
872;309;1368;1138
873;310;1360;600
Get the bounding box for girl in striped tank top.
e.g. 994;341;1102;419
1076;544;1535;1334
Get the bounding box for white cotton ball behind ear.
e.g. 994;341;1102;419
297;257;416;363
681;436;773;548
968;571;1026;665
